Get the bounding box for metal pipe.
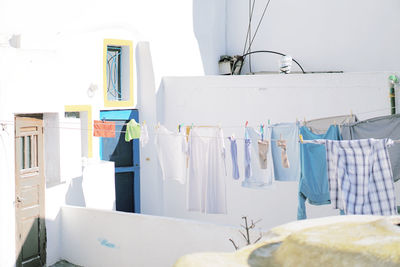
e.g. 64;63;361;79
389;75;399;115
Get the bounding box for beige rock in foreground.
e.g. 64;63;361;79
174;216;400;267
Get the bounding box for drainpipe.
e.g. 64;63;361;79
389;75;399;115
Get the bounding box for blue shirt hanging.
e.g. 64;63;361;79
297;125;341;220
271;122;300;182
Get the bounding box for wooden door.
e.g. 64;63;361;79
15;116;46;267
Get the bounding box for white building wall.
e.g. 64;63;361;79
0;0;226;79
155;72;400;229
0;34;157;265
45;160;116;266
0;30;166;265
226;0;400;74
1;1;400;266
0;130;15;267
60;206;245;267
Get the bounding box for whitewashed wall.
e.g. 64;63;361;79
0;34;154;266
60;206;245;267
1;1;400;265
45;160;116;266
152;72;400;230
0;131;14;267
226;0;400;74
0;0;226;79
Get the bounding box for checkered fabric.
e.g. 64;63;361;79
323;139;397;215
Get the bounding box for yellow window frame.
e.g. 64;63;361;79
103;39;134;107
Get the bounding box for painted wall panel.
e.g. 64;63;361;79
61;206;245;267
155;72;400;230
226;0;400;74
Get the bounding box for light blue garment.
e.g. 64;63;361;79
242;127;274;188
271;123;300;182
244;130;252;179
228;137;240;180
297;125;341;220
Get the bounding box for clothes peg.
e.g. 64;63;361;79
299;134;304;144
304;117;306;124
245;122;249;140
260;124;264;141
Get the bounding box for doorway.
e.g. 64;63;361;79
15;115;46;267
99;109;140;213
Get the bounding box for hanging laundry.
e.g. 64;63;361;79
242;127;274;188
341;114;400;182
154;125;187;184
304;114;358;134
257;140;269;169
315;138;397;215
93;120;115;138
244;128;252;179
187;127;227;214
140;122;149;147
228;136;240;180
271;123;300;181
297;125;341;220
277;139;290;168
125;119;141;142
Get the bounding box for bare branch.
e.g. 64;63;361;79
229;238;239;250
253;233;263;244
239;230;248;243
230;216;263;249
253;219;262;225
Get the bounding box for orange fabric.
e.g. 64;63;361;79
93;120;115;138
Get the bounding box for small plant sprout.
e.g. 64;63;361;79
229;216;263;250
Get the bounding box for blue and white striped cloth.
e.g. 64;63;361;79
323;138;397;215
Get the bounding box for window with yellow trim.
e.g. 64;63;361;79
103;39;134;107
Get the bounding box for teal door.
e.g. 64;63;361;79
100;109;140;213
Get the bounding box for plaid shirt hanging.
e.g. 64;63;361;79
323;139;397;215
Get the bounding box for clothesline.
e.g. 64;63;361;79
2;121;400;144
0;106;397;139
300;138;400;144
0;120;300;129
0;106;393;129
2;122;400;143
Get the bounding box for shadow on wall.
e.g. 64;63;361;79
16;211;79;267
156;80;165;124
16;211;61;267
65;176;86;207
192;0;226;75
16;217;47;266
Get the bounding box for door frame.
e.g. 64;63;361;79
99;109;140;213
14;115;46;267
